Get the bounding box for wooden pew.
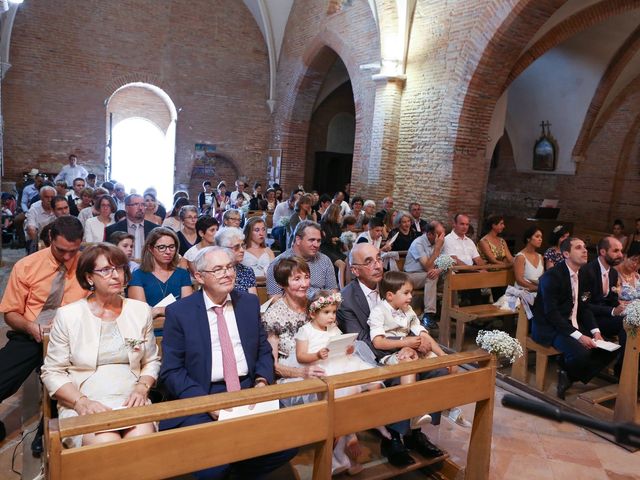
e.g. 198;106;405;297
439;265;516;351
511;307;559;391
255;276;269;305
45;351;496;480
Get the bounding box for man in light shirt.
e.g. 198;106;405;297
229;179;251;205
25;186;56;249
442;213;485;266
54;154;88;187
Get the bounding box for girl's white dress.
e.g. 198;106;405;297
286;323;376;377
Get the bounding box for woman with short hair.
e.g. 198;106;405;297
41;244;160;448
83;195;116;243
387;210;418;251
544;224;570;270
215;226;257;295
176;205;200;256
182;215;219;276
162;197;190;232
478;215;513;265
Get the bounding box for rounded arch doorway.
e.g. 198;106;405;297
106;82;177;207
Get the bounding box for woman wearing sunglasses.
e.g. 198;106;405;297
41;243;161;448
128;227;193;325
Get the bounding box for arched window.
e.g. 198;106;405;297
106;83;176;206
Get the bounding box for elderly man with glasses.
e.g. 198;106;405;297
159;246;296;479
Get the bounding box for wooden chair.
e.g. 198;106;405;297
511;307;559;391
439;265;516;352
255;276;269;305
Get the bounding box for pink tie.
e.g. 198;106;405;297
213;305;241;392
602;271;609;296
570;272;579;330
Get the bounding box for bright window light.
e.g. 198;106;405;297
111;117;174;208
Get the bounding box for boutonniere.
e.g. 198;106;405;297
124;338;146;352
611;286;619;294
581;291;591;302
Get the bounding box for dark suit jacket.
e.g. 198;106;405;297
66;194;79;217
531;262;597;346
337;280;390;360
104;219;159;241
159;290;274;429
578;258;619;319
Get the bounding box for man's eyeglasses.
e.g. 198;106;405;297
201;264;236;279
351;256;383;268
154;244;177;252
126;202;144;208
229;243;244;252
92;265;126;277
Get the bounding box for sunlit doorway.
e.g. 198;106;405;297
106;83;176;207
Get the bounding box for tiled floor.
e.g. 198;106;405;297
0;247;639;479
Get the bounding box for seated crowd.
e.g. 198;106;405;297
0;155;638;478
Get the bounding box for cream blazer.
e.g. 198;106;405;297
41;297;161;397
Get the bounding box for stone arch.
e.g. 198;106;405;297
506;0;640;86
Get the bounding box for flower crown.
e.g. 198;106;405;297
309;292;342;313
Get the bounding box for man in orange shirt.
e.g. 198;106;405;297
0;216;86;449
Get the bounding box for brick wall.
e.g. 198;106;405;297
3;0;271;199
486;84;640;232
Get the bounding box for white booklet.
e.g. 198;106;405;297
217;399;280;421
326;333;358;359
595;339;621;352
154;293;176;308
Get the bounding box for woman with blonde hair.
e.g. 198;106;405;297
242;216;275;277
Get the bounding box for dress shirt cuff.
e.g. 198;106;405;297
590;328;600;335
570;330;582;340
611;308;615;316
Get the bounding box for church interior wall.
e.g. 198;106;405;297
2;0;271;199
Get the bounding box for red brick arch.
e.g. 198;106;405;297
275;30;371;189
572;25;640;159
587;72;640;149
506;0;640;86
448;0;566;220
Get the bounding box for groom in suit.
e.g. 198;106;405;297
532;237;617;399
159;246;295;479
579;235;626;375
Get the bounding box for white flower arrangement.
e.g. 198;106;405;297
309;292;342;313
279;216;291;227
340;231;357;248
124;338;147;352
623;300;640;337
475;330;523;364
434;254;456;273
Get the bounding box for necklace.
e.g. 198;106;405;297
152;269;172;299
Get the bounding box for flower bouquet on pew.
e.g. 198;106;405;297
623;299;640;338
476;330;523;364
434;254;456;275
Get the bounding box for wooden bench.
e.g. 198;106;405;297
255;276;269;304
511;307;560;391
45;350;496;480
439;265;516;352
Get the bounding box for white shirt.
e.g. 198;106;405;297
442;231;480;265
230;191;251;204
83;216;114;243
127;220;145;259
356;231;382;249
24;201;55;233
272;201;294;226
203;293;249;382
54;165;88;186
77;206;96;228
114;197;126;212
358;280;380;313
597;257;610;297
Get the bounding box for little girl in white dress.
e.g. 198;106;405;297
294;290;384;475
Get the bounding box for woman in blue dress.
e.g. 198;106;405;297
128;227;193;332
